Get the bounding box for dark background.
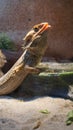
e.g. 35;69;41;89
0;0;73;59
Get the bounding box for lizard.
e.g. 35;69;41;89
0;22;51;95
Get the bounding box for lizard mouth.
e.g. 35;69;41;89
38;22;51;33
33;22;51;38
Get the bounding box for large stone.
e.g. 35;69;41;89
11;62;73;100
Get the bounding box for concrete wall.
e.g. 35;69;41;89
0;0;73;59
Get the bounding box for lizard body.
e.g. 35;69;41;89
0;22;50;95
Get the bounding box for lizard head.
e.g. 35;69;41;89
23;22;51;65
23;22;51;46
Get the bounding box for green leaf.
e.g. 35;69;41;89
66;120;73;125
39;109;50;114
66;110;73;125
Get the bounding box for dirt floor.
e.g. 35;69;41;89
0;96;73;130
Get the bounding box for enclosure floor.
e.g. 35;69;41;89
0;96;73;130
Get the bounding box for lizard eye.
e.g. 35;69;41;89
34;27;39;32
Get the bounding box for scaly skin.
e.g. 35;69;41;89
0;22;51;95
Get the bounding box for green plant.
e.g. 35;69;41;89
66;110;73;125
0;33;17;51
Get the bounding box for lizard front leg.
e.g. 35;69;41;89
24;65;40;74
13;63;40;75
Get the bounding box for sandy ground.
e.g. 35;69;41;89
0;96;73;130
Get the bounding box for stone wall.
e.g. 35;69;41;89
0;0;73;59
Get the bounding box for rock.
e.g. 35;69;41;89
11;62;73;100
